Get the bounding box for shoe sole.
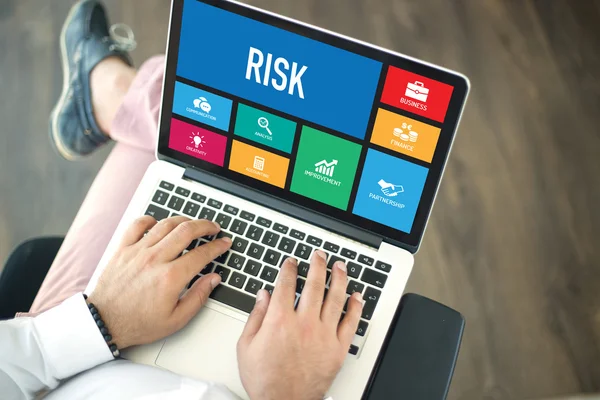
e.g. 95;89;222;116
49;1;87;161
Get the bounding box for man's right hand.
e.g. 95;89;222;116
237;251;364;400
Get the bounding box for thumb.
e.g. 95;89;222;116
240;289;270;342
174;273;221;324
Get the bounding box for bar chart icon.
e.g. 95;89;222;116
315;159;339;177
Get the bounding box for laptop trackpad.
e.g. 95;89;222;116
155;307;247;399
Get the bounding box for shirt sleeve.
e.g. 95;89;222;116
0;293;114;400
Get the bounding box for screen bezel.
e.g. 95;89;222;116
157;0;469;252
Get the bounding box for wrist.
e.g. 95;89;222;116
84;294;122;356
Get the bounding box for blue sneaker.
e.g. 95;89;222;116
49;0;136;160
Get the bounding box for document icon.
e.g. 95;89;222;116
405;81;429;102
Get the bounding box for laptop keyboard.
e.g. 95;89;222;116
145;181;393;354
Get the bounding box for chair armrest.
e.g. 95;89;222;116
0;237;64;319
363;293;465;400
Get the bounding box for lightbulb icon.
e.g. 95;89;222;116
189;132;205;149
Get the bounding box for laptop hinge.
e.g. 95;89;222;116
183;167;383;249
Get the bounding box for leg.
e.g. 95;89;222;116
27;56;166;315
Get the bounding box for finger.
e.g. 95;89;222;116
153;219;222;261
119;216;158;248
297;250;327;317
337;292;363;351
270;258;298;312
140;216;194;247
239;289;270;345
321;261;348;327
172;273;221;326
173;237;232;282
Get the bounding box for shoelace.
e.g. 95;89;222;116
108;23;137;52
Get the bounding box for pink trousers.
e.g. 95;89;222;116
28;56;166;315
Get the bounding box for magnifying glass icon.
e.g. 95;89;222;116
258;117;273;135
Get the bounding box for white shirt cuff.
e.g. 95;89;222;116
33;293;114;380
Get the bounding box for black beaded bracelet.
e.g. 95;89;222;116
83;294;120;358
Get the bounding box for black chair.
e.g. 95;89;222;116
0;238;465;400
0;237;64;319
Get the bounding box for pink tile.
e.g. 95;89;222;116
169;118;228;167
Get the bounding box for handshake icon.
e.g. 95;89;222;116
378;179;404;197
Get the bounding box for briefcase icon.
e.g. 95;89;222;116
405;81;429;102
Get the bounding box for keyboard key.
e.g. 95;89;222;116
263;250;282;266
198;207;216;221
246;225;264;241
265;285;275;296
159;181;175;191
201;263;214;275
245;278;263;295
175;187;190;197
230;219;248;235
167;196;185;212
224;205;239;215
341;248;357;259
244;260;262;276
362;287;381;320
261;231;280;248
214;266;231;282
260;266;278;282
152;190;169;205
191;193;206;203
307;235;323;247
349;345;359;355
227;254;246;270
145;204;169;221
240;211;255;222
358;255;374;267
215;251;229;264
232;237;249;253
248;243;266;260
294;244;312;260
356;320;369;336
326;270;331;284
229;272;247;289
347;262;363;279
183;201;201;218
290;229;306;241
347;280;365;295
375;261;392;273
296;278;306;294
361;269;388;288
324;242;340;253
327;255;345;270
170;213;180;217
186;239;198;251
215;213;232;230
277;237;296;254
257;217;272;228
209;284;255;314
208;199;223;209
217;231;233;240
298;261;310;277
273;223;289;234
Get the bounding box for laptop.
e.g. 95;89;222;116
86;0;469;398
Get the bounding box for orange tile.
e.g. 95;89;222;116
370;109;441;163
229;140;290;188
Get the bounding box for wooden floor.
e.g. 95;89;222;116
1;1;599;399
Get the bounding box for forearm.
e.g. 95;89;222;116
0;293;114;399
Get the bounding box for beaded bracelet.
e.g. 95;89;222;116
83;294;120;358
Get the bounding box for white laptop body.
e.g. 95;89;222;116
87;0;469;398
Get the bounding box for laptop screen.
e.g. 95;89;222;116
158;0;469;250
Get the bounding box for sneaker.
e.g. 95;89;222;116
49;0;136;160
